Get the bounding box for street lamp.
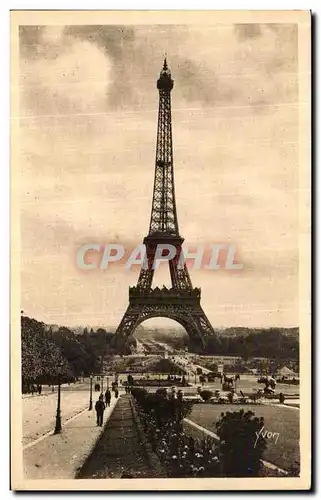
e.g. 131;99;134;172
101;374;104;393
54;360;63;434
89;374;93;410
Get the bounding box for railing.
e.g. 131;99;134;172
129;286;201;299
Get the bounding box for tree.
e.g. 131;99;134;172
52;327;90;377
21;316;71;389
96;328;107;336
216;410;267;477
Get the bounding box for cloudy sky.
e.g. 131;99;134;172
19;23;299;329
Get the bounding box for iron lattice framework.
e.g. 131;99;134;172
114;59;217;353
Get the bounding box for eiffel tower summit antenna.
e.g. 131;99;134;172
113;60;217;353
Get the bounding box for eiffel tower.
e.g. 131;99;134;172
114;59;217;353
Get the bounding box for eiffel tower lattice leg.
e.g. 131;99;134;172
188;306;216;351
113;305;144;352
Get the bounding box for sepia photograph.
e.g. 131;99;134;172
10;10;311;491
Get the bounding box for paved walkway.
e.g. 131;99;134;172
23;397;119;480
77;395;156;479
23;390;91;446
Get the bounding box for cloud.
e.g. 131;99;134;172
234;24;262;41
64;25;140;110
175;57;235;106
18;23;300;328
19;24;298;115
19;25;45;57
64;25;135;58
20;26;113;118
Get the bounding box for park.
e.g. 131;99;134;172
22;332;300;480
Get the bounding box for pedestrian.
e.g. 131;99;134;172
105;388;111;407
95;394;106;426
38;384;42;395
114;387;119;398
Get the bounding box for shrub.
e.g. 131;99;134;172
132;387;193;428
131;387;148;403
156;387;168;398
216;410;267;477
199;390;213;402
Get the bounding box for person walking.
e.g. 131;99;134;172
105;388;111;407
95;394;106;427
114;387;119;398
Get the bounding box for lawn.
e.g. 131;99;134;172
189;404;299;472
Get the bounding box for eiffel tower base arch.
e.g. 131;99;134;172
113;288;214;354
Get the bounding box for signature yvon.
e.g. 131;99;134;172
254;427;280;448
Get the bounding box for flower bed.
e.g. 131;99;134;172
131;388;220;477
130;388;289;477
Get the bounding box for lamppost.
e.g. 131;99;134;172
89;374;93;410
54;361;63;434
101;374;104;393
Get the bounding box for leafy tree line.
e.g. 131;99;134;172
204;328;299;360
21;315;114;390
138;327;298;360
